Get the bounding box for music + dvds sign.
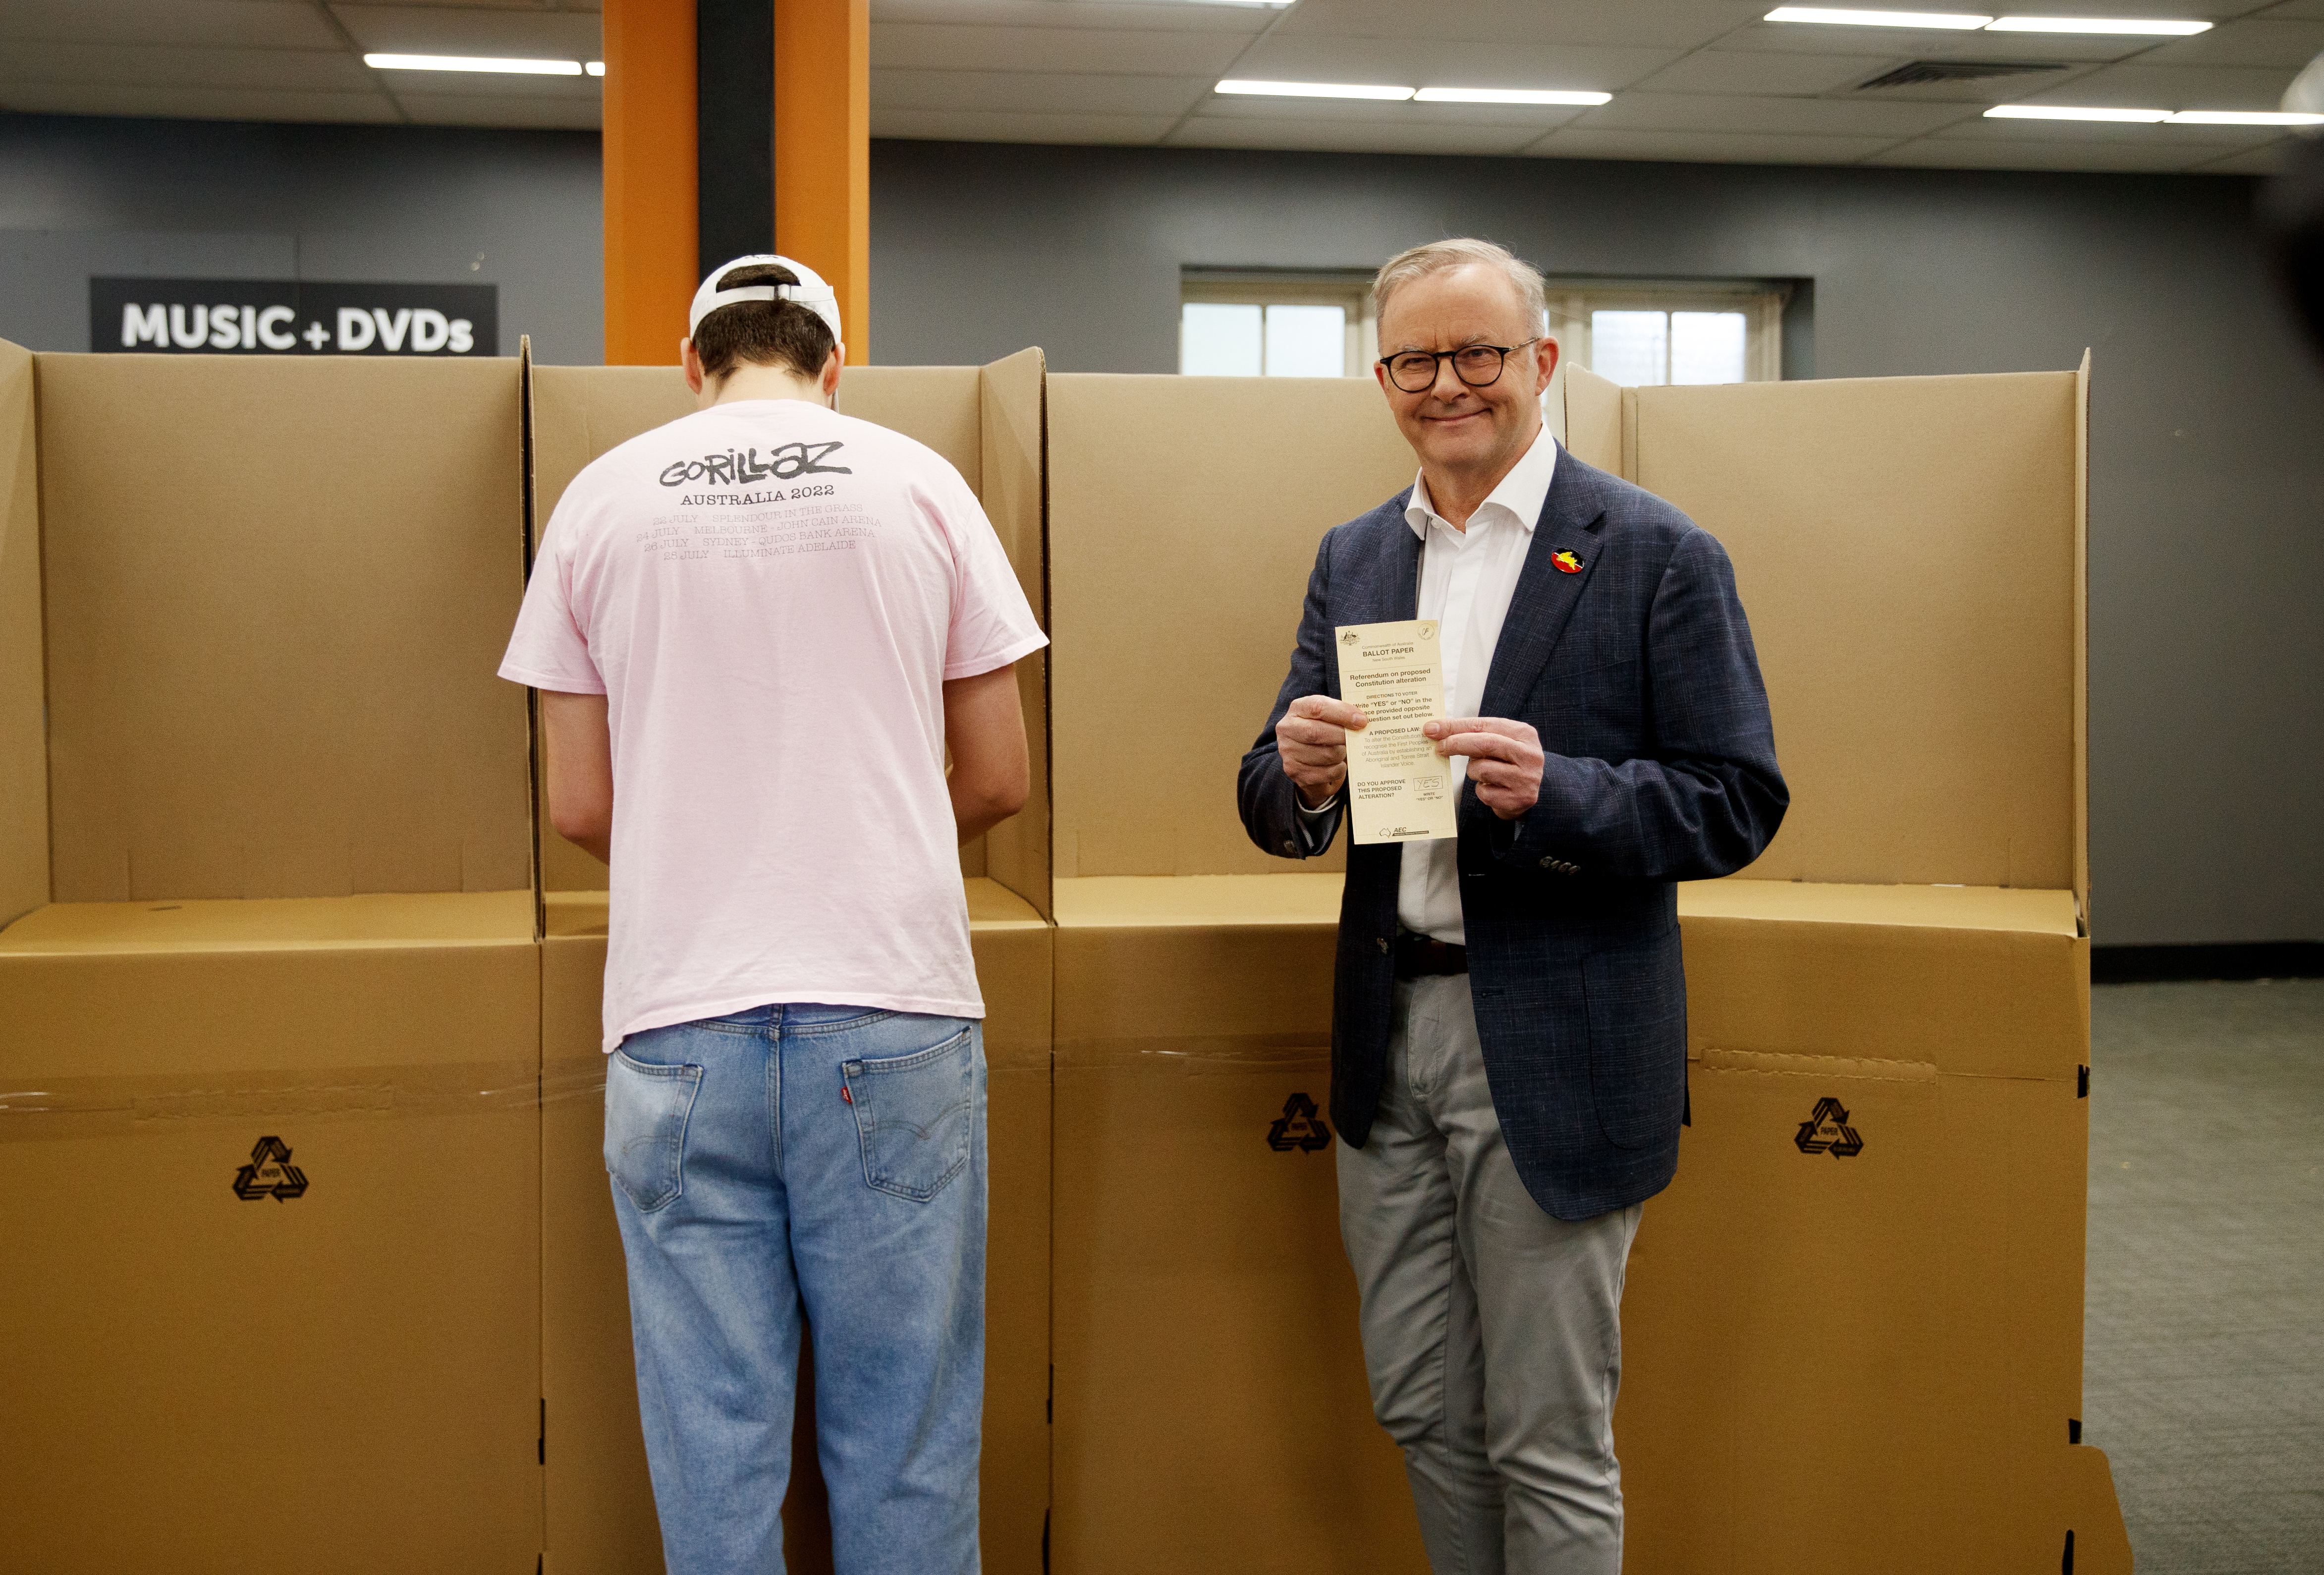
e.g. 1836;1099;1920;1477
90;278;498;356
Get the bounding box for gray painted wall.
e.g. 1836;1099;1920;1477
0;113;604;365
872;141;2324;951
1;113;2316;946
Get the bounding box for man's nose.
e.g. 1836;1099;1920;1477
1430;357;1469;400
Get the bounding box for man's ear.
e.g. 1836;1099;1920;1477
1535;335;1560;389
821;345;845;400
681;338;707;396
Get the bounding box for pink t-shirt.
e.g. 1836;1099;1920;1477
499;397;1047;1051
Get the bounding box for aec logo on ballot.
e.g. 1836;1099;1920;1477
90;277;498;357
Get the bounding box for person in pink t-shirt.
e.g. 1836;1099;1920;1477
499;254;1046;1575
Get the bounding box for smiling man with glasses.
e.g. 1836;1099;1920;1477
1238;237;1788;1574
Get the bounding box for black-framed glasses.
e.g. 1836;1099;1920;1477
1379;339;1539;394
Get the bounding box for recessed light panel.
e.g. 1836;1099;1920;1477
1985;103;2170;121
1986;15;2212;34
1413;87;1613;105
2165;109;2324;125
1764;7;1994;28
364;53;585;76
1215;79;1417;101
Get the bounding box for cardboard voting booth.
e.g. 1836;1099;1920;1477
1561;363;2130;1575
526;353;1054;1575
0;344;544;1569
1044;374;1430;1575
1042;364;2129;1574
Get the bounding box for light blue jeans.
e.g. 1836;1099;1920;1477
607;1002;987;1575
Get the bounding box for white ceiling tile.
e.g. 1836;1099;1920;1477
1865;135;2226;171
331;4;601;57
1630;49;1903;96
2133;17;2324;66
0;0;340;49
1525;126;1898;163
2255;0;2324;17
874;66;1209;115
1273;0;1765;50
395;90;602;128
869;0;1271;35
1167;113;1547;154
2059;61;2302;110
0;81;400;122
1573;90;1975;136
2182;139;2302;172
1233;35;1682;93
1725;19;2154;62
0;41;377;91
373;66;599;99
871;107;1181;142
871;22;1249;73
1937;111;2278;145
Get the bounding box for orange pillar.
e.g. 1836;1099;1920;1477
602;0;698;366
774;0;871;365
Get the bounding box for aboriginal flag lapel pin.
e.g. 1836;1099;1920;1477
1552;549;1584;574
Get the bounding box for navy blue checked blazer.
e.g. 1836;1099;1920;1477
1237;450;1786;1221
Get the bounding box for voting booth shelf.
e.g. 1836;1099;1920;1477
1039;365;2130;1574
525;353;1055;1575
0;342;546;1569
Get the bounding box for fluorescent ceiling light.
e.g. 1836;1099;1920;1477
2166;109;2324;125
1414;86;1613;105
585;60;605;77
364;53;584;76
1985;103;2169;120
1986;15;2211;33
1764;7;1993;27
1216;79;1416;101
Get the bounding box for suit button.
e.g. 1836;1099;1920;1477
1539;856;1554;869
1282;838;1298;855
1376;936;1390;954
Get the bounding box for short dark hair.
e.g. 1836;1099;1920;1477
691;262;837;381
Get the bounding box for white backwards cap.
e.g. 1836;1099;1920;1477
687;254;843;345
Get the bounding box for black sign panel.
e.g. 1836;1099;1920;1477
90;277;498;356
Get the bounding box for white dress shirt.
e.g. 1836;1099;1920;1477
1299;427;1558;944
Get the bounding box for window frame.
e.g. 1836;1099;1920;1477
1180;270;1377;378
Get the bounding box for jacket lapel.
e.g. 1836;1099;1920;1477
1476;452;1609;721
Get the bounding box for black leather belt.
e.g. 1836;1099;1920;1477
1394;932;1469;978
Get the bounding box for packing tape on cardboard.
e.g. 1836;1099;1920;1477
0;1059;613;1140
1051;1033;1333;1071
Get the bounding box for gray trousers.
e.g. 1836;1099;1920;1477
1337;973;1642;1575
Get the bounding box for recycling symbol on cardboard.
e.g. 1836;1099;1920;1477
1267;1093;1332;1153
232;1135;310;1201
1793;1097;1864;1158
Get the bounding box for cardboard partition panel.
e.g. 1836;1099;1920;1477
0;344;542;1566
1048;875;1424;1575
1043;374;1423;1569
0;894;542;1573
1614;879;2115;1574
538;880;1053;1575
526;353;1051;914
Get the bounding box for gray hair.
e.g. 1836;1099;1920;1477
1373;238;1547;331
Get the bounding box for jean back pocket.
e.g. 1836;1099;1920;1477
842;1027;974;1202
604;1049;704;1212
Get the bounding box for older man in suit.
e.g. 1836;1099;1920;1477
1238;238;1786;1575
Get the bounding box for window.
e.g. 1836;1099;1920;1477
1180;272;1375;378
1546;280;1787;388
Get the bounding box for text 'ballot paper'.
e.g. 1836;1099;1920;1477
1336;619;1458;845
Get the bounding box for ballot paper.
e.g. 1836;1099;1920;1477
1335;619;1458;844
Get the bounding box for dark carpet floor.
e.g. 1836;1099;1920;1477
2086;980;2324;1574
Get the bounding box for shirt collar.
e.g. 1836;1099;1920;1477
1404;425;1559;541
